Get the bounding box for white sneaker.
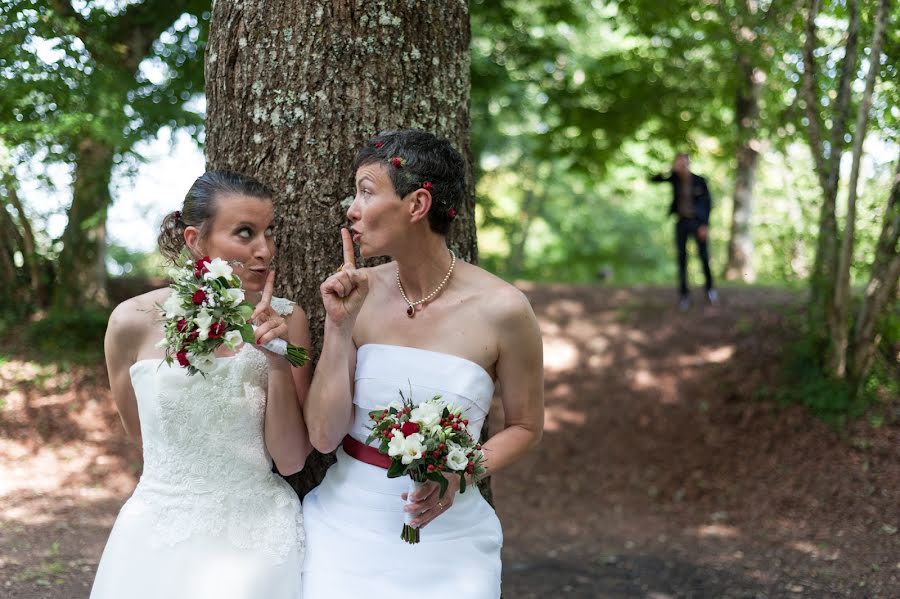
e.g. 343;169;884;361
707;289;719;304
678;295;691;311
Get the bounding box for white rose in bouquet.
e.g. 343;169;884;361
202;257;233;281
188;352;216;375
409;402;442;431
399;433;425;465
162;293;187;319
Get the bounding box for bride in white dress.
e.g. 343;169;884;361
91;172;312;599
302;130;545;597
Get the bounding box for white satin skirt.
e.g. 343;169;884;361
301;447;502;598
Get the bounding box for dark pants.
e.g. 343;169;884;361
676;218;713;296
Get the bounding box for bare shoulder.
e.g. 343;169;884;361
360;261;398;297
463;263;535;323
107;288;167;343
365;261;396;282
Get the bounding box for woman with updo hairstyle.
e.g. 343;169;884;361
91;171;311;599
301;130;544;597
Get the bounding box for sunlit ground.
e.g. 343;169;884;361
2;285;898;598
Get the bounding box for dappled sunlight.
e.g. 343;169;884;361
628;368;680;404
694;523;741;539
543;404;588;432
544;299;585;319
790;540;840;561
542;336;580;372
676;344;736;367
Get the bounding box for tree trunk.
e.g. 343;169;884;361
829;0;890;378
0;194;24;308
808;0;859;345
507;188;538;276
3;175;45;307
53;138;113;311
848;156;900;385
725;53;762;282
205;0;481;499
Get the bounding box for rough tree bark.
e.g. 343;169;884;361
205;1;482;499
724;52;762;282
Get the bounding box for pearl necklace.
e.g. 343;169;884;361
396;250;456;318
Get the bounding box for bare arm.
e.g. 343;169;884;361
255;274;313;475
304;228;369;453
405;287;544;530
479;289;544;479
104;303;144;446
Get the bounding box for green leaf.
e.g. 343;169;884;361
239;304;254;320
240;324;255;343
387;460;406;478
428;472;450;498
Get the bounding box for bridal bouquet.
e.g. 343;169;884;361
157;253;308;376
366;390;486;544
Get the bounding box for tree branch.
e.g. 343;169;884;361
106;0;207;72
831;0;890;377
801;0;828;190
825;0;860;184
850;153;900;381
47;0;99;56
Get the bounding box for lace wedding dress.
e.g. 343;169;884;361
302;343;502;598
90;298;304;599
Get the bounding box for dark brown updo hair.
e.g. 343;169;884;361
158;171;274;262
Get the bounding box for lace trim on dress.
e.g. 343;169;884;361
129;335;304;563
270;296;294;316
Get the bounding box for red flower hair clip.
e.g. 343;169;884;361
390;156;405;168
422;181;433;191
374;141;384;149
448;208;457;219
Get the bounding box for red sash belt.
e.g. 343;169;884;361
342;435;392;469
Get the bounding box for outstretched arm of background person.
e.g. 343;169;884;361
104;302;143;447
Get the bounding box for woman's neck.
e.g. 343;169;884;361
393;237;454;299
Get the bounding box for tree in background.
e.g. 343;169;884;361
799;0;897;386
204;0;478;497
471;0;711;280
611;0;808;283
0;0;208;311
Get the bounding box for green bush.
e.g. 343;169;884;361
25;309;110;363
775;319;899;427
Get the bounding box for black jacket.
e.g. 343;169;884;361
650;171;712;225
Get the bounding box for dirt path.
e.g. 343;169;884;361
1;286;898;598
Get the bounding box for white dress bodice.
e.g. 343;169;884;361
118;297;302;561
302;343;502;598
349;343;495;445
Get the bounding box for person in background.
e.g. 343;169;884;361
650;153;718;310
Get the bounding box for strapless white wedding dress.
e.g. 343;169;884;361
302;343;502;598
90;299;304;599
